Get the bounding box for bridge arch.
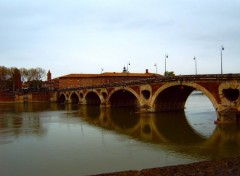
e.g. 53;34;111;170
107;87;141;108
69;91;80;104
150;82;219;112
59;93;67;103
85;90;101;105
79;91;84;99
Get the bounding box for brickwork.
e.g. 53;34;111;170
0;92;15;102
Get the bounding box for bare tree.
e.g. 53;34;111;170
19;68;28;82
1;66;47;90
0;66;22;91
36;67;46;81
27;68;36;81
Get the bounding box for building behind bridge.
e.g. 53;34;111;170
55;69;161;89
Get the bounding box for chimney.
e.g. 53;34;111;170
47;70;51;81
145;69;149;73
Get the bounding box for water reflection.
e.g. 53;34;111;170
68;105;240;158
0;103;240;169
202;124;240;158
75;106;204;143
0;104;49;145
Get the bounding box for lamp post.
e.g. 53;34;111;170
164;54;168;76
221;45;224;74
154;63;158;74
193;57;197;75
127;62;130;72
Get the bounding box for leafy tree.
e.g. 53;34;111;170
0;66;8;90
0;67;21;91
165;71;175;76
12;68;21;90
0;66;8;81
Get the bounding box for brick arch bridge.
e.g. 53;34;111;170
54;74;240;123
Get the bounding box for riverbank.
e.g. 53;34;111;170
92;157;240;176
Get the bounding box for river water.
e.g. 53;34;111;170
1;93;240;176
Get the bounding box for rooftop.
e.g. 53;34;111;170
58;71;161;78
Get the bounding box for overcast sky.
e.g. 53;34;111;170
1;0;240;79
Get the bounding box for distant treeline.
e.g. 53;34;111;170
0;66;46;91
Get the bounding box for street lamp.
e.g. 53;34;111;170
193;57;197;75
164;54;168;76
154;63;158;74
221;45;224;74
127;62;130;72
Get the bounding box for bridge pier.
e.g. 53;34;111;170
138;103;152;112
215;80;240;123
100;102;107;108
216;108;240;124
79;99;87;105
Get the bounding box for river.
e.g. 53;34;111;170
1;92;240;176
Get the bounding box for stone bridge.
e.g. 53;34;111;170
54;74;240;123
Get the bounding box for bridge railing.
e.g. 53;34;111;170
58;74;240;92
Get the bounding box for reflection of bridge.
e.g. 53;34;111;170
77;106;205;143
74;105;240;158
54;74;240;123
